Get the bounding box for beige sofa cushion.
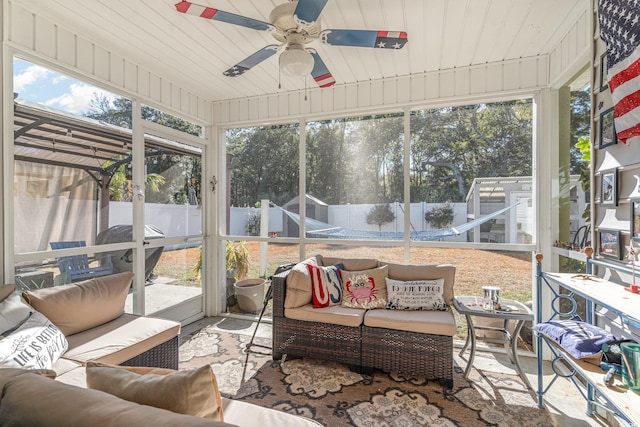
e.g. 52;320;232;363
383;263;456;305
223;398;322;427
284;256;318;309
0;284;16;303
363;308;456;336
22;272;134;336
285;304;365;328
319;256;378;271
86;363;224;421
63;313;180;365
0;369;236;427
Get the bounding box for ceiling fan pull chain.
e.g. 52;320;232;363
304;76;308;101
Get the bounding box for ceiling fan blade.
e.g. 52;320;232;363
320;29;408;49
223;45;280;77
294;0;328;26
175;1;275;32
308;51;335;88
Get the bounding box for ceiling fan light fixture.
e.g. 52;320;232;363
280;45;314;77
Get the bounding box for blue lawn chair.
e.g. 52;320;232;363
50;241;114;283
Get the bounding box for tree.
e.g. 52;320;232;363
84;94;202;205
424;202;454;229
366;204;395;231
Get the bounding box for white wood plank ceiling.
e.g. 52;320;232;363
14;0;585;102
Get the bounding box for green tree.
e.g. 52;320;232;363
424;202;455;229
366;203;395;231
85;94;202;205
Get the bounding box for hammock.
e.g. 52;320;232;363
281;202;521;241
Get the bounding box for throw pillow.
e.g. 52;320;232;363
86;362;224;421
341;265;388;309
533;319;616;364
0;311;68;369
307;263;343;308
385;278;447;310
22;271;134;336
0;283;16;303
0;292;33;335
284;256;319;309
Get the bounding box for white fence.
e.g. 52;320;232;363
229;202;469;242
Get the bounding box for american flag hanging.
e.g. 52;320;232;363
598;0;640;144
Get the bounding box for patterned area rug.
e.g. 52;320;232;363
179;325;553;427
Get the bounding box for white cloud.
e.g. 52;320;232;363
13;65;51;93
44;83;115;114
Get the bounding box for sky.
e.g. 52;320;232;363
13;58;116;115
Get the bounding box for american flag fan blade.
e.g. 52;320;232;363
598;0;640;144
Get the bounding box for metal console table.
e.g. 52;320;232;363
536;252;640;426
454;295;533;389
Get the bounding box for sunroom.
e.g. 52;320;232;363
1;0;638;425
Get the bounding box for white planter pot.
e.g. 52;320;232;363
234;278;266;313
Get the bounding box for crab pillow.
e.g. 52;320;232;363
341;265;388;309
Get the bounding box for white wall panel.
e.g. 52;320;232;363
321;88;334;113
382;79;396;106
56;28;75;68
470;66;487;95
9;5;34;50
109;52;124;88
34;16;56;59
149;73;162;103
124;61;137;93
138;70;150;98
333;85;346;112
346;85;358;110
410;75;425;102
454;69;470;97
214;56;552;125
94;46;109;82
424;73;440;100
6;2;213;124
439;70;454;98
547;5;591;87
77;39;95;76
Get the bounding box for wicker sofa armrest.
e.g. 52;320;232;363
271;269;291;319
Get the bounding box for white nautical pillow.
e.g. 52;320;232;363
0;292;33;335
0;311;68;369
385;278;447;311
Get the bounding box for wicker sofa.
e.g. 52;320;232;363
272;255;456;388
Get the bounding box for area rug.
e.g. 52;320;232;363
179;325;552;427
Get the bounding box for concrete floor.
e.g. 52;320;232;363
182;317;611;427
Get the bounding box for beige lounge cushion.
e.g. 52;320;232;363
86;363;224;421
54;365;88;388
319;256;378;271
63;313;180;365
284;256;319;309
383;263;456;305
363;308;456;336
285;304;365;328
0;368;236;427
22;272;134;336
222;397;323;427
0;284;16;303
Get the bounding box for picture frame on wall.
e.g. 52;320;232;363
600;53;608;92
600;168;618;206
599;229;621;259
631;199;640;241
599;108;617;148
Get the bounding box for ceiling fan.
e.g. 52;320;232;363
175;0;408;88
